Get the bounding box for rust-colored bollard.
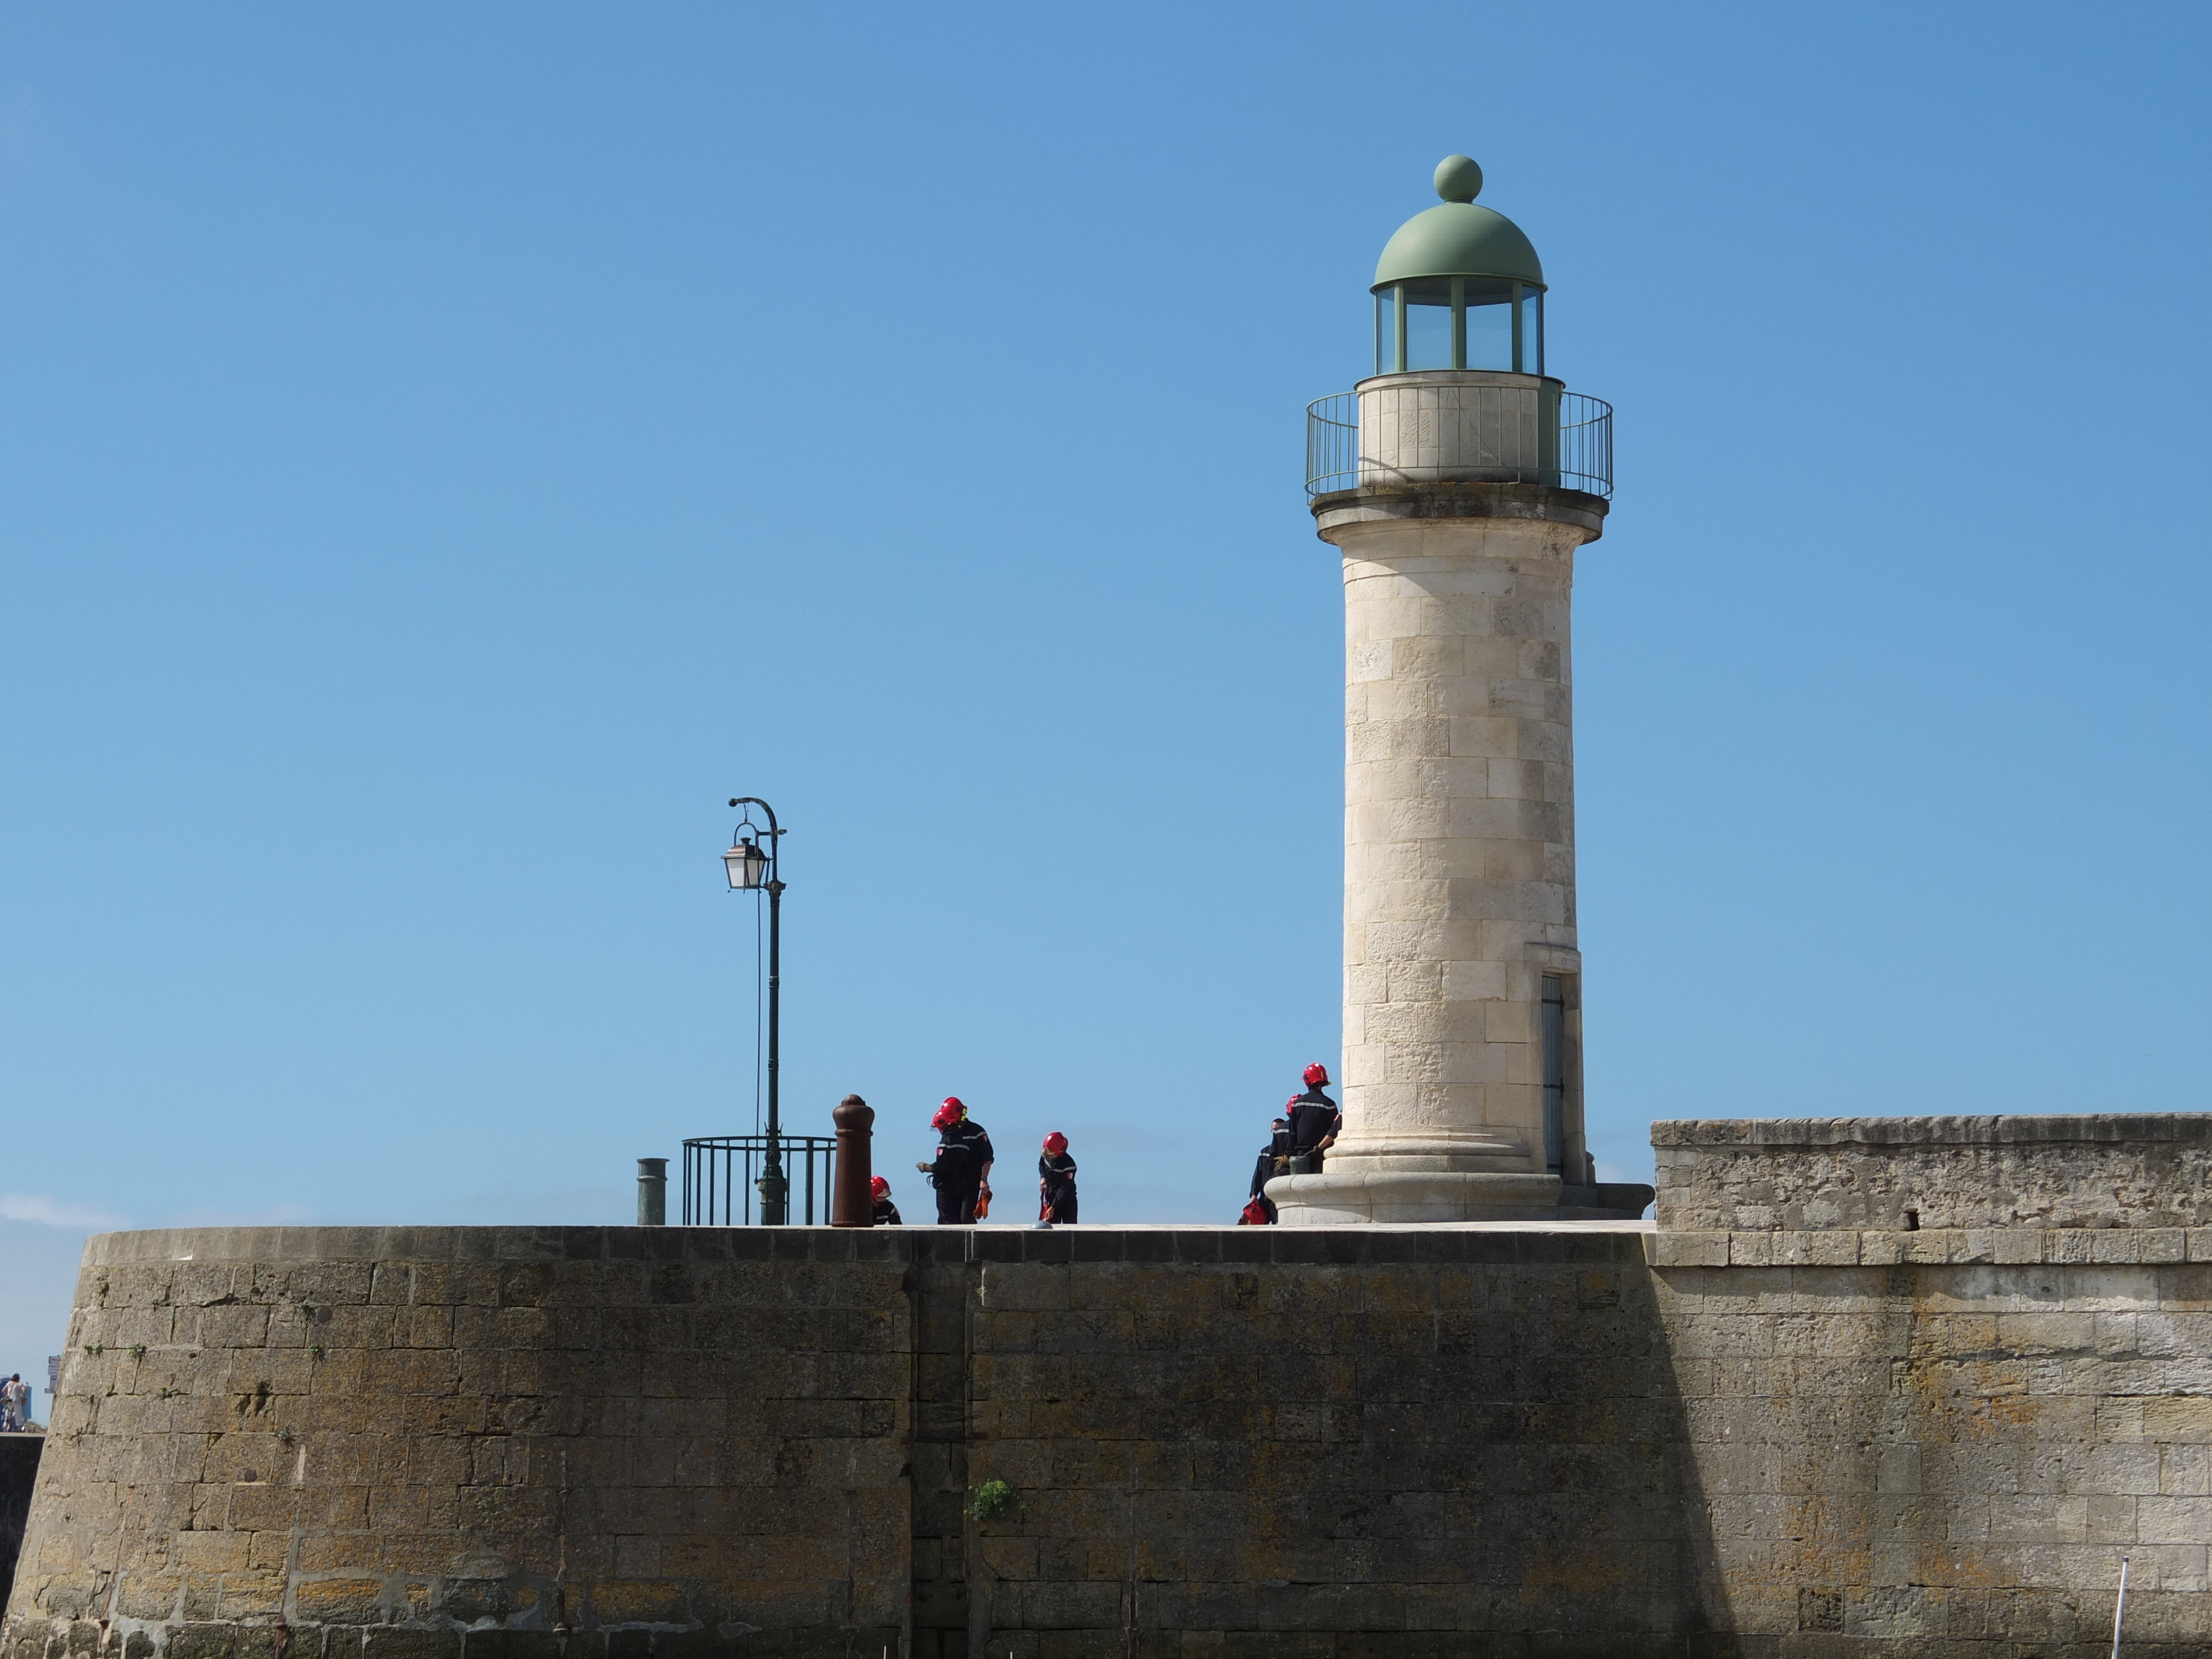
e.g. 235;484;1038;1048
830;1094;875;1227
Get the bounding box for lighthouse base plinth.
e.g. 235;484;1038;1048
1265;1170;1654;1225
1267;1169;1558;1224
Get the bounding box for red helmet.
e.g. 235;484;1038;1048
1303;1063;1330;1087
1042;1131;1068;1155
870;1175;890;1199
1285;1094;1303;1109
931;1097;965;1130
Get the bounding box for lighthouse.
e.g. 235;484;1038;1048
1273;156;1647;1225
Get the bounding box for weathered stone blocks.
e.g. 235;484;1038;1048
1303;427;1620;1223
6;1229;912;1659
1655;1114;2212;1233
8;1195;2211;1656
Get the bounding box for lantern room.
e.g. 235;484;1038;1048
1370;154;1546;377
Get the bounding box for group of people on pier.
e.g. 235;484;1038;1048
864;1063;1338;1228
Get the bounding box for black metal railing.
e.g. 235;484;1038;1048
1305;386;1613;498
681;1135;838;1225
1305;392;1360;494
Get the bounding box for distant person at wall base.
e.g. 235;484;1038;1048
870;1175;902;1227
1039;1131;1077;1224
1286;1063;1340;1173
1241;1108;1295;1224
916;1096;994;1224
0;1373;28;1431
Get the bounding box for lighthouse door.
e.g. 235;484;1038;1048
1540;974;1567;1173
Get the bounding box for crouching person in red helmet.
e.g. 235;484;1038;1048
870;1175;902;1227
916;1097;994;1224
1286;1063;1340;1173
1038;1131;1077;1224
1238;1107;1294;1224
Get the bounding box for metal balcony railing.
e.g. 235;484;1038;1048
682;1134;838;1225
1306;386;1613;499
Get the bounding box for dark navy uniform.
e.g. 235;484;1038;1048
928;1119;994;1223
1286;1087;1340;1171
872;1196;902;1225
1247;1117;1293;1222
1039;1151;1078;1224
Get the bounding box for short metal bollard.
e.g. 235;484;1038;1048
637;1157;668;1226
831;1095;874;1227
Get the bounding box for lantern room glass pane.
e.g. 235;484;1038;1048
1374;289;1399;375
1404;278;1452;371
1463;276;1514;371
1518;288;1544;375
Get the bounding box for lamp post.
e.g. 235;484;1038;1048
723;797;788;1225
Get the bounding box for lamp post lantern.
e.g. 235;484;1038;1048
724;796;788;1225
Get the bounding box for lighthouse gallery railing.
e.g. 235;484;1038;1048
1306;386;1612;499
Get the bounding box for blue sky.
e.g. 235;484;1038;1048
2;2;2207;1388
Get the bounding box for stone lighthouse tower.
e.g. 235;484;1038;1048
1273;156;1646;1225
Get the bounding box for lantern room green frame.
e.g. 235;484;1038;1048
1373;278;1544;377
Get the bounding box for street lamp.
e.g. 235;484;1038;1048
723;837;769;891
724;797;788;1224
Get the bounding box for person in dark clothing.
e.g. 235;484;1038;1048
870;1175;902;1227
1038;1131;1077;1224
916;1096;994;1223
1244;1110;1295;1223
1285;1063;1340;1172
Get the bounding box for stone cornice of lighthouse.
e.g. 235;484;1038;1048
1311;474;1609;539
1270;158;1649;1228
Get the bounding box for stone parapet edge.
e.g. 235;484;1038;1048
80;1223;1658;1271
1651;1112;2212;1149
1645;1226;2212;1269
87;1223;2212;1273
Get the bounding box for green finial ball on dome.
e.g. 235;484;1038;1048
1373;152;1542;289
1433;154;1483;204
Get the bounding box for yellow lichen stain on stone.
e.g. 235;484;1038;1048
1517;1542;1632;1601
586;1579;688;1625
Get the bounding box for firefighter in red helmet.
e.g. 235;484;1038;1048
1285;1063;1340;1173
1241;1103;1296;1224
916;1097;994;1224
1038;1131;1077;1224
870;1175;902;1227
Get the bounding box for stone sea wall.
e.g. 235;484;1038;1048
6;1118;2211;1658
0;1439;39;1621
4;1228;912;1659
1655;1114;2212;1233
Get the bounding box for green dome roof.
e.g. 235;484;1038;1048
1372;155;1544;290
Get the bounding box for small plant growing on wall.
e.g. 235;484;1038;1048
969;1480;1020;1524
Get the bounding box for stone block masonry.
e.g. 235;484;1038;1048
6;1228;916;1659
1322;506;1599;1204
8;1119;2212;1659
0;1439;39;1621
1655;1114;2212;1233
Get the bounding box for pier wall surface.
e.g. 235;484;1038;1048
6;1116;2210;1659
0;1438;39;1619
